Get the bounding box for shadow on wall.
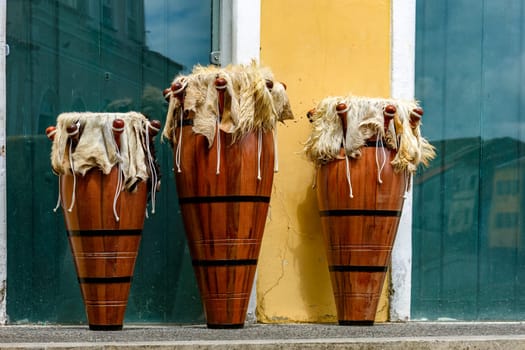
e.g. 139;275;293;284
294;174;338;323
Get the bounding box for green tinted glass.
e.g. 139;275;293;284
6;0;214;324
413;0;525;320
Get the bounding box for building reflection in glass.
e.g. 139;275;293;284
5;0;211;323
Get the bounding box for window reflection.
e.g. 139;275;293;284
144;1;212;73
102;0;114;28
6;0;212;323
413;0;525;320
7;1;212;136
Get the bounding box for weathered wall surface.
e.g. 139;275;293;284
258;0;392;322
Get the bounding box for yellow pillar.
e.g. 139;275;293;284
258;0;392;323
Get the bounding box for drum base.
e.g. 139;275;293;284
207;323;244;329
338;320;374;326
89;324;123;331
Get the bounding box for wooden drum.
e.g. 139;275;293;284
305;97;434;325
163;65;292;328
47;112;161;330
177;129;274;328
316;139;406;324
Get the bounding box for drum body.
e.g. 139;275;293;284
316;142;406;325
60;167;147;330
175;124;274;328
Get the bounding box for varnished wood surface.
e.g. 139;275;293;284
175;125;274;328
316;144;406;324
60;167;147;330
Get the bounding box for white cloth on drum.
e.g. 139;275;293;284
50;112;150;190
303;95;435;174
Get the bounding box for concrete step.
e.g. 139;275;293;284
1;322;525;349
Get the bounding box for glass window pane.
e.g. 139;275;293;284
413;0;525;320
6;0;213;324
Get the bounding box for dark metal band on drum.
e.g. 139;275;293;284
329;265;388;273
318;209;401;217
177;119;193;127
67;229;142;237
78;276;133;284
192;259;258;267
178;195;271;204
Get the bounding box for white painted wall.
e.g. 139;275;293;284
390;0;416;322
0;0;7;325
231;0;260;65
220;0;261;66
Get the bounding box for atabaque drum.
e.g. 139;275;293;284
47;112;161;330
304;97;435;324
163;64;293;328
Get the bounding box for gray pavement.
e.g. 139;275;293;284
1;322;525;349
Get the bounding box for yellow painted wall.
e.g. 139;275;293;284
258;0;392;323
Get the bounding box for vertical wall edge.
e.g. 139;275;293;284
390;0;416;322
0;0;7;326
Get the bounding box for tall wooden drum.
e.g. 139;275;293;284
47;112;161;330
316;138;406;324
177;129;274;328
163;65;293;328
305;97;434;325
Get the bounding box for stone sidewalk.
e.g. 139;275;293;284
1;322;525;349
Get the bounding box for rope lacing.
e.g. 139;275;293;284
215;115;221;175
175;106;184;173
336;103;352;197
215;85;226;175
173;79;187;174
53;131;65;212
375;135;387;184
67;140;77;212
172;79;187;95
111;121;125;222
112;163;124;222
65;122;80;212
257;129;263;180
341;137;354;198
146;121;159;214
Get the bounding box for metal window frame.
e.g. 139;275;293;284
0;0;7;326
